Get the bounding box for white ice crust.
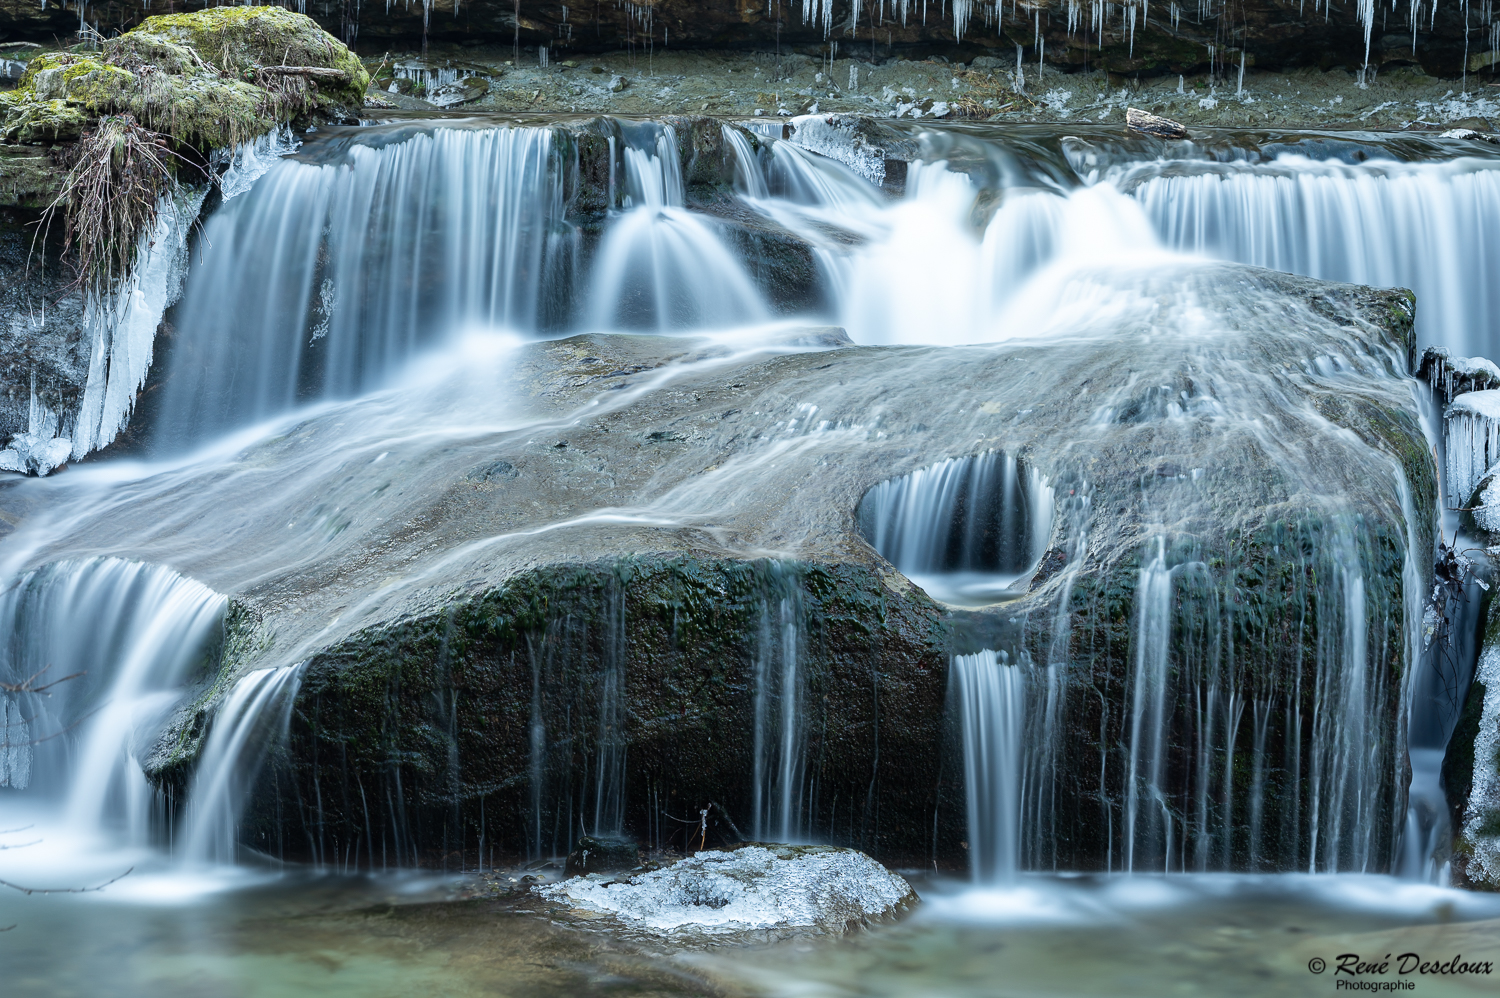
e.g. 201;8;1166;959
1448;389;1500;420
787;116;888;186
536;845;912;938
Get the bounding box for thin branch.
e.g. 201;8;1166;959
0;826;35;835
0;665;86;696
0;840;41;850
0;866;133;896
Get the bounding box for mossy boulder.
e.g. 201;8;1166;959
2;8;366;157
0;92;87;145
128;6;368;113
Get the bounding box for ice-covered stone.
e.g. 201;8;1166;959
535;844;916;943
1459;620;1500;887
0;432;72;476
1418;346;1500;409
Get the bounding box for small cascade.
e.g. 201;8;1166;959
1131;157;1500;356
1444;390;1500;509
178;666;302;865
1119;525;1400;874
0;560;225;845
153;125;576;449
953;650;1026;884
859;451;1053;606
751;579;807;843
1124;539;1174;872
588;125;769;331
591;588;628;837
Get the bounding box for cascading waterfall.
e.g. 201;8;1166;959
592;588;628;838
152;126;576;448
178;666;303;865
1118;523;1399;874
588;124;769;331
752;582;808;844
1131;157;1500;357
0;560;225;844
9;115;1493;889
859;451;1053;606
954;650;1027;883
1124;539;1175;873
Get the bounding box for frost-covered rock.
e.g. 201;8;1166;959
1458;621;1500;888
1418;346;1500;409
1469;465;1500;536
535;844;916;944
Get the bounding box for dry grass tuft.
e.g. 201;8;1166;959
41;114;181;292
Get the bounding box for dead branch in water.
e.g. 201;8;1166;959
0;867;133;895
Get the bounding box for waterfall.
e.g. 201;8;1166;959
859;451;1053;606
1131;156;1500;356
592;588;627;837
1124;539;1174;873
954;650;1026;884
0;560;225;845
587;125;768;332
1120;522;1399;874
752;586;807;843
152;126;576;449
177;666;302;865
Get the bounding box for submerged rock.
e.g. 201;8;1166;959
537;845;916;944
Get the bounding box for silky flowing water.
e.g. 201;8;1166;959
4;114;1500;994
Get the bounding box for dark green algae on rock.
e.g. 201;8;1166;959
240;557;960;868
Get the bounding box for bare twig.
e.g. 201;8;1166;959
0;665;85;696
0;866;133;896
0;840;41;851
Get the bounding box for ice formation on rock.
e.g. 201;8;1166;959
71;186;207;461
1445;389;1500;509
1418;347;1500;409
536;844;914;941
213;124;300;202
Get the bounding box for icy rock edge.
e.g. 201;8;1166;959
535;844;917;945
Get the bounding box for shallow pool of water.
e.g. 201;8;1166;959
3;867;1497;997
